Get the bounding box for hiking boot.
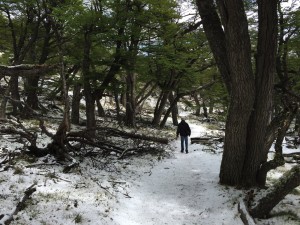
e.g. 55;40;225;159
181;150;184;153
186;151;188;154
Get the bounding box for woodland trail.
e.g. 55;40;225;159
110;124;243;225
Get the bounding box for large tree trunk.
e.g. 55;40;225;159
24;20;52;110
193;93;201;116
250;165;300;218
124;71;136;127
195;0;231;94
48;23;71;160
25;75;40;110
197;0;278;187
152;90;170;126
96;99;105;117
9;75;22;114
169;92;179;126
209;100;214;114
202;101;208;118
82;30;96;136
217;0;255;186
71;83;82;125
0;85;10;119
241;0;278;186
159;92;180;128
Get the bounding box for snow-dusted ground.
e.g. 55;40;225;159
0;121;300;225
112;134;243;225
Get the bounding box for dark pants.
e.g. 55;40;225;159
180;136;188;152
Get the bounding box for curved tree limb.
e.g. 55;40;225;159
0;184;36;225
0;64;57;77
250;165;300;218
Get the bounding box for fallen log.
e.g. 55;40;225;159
0;184;36;225
69;127;169;144
250;164;300;218
115;131;168;144
101;127;169;144
191;137;223;144
238;199;256;225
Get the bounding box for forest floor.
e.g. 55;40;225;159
110;123;244;225
0;117;300;225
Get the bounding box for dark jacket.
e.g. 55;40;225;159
177;120;191;137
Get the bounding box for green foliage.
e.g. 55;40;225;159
0;0;297;127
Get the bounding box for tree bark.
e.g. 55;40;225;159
197;0;279;187
250;165;300;218
257;105;297;186
9;75;22;114
125;71;136;127
193;93;201;116
48;22;71;160
202;101;208;118
24;17;52;110
195;0;231;94
25;75;40;110
96;99;105;117
71;83;82;124
242;0;278;186
152;90;170;126
169;92;179;126
217;0;255;186
159;92;180;128
82;30;96;136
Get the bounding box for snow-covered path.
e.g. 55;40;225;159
111;124;243;225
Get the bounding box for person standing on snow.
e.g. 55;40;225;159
176;118;191;153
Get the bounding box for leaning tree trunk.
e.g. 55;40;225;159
82;31;96;136
202;101;208;118
193;93;201;116
159;93;181;128
209;100;214;114
169;92;179;126
295;113;300;137
195;0;231;94
217;0;255;186
9;75;22;115
197;0;278;187
257;104;297;187
152;90;170;126
114;92;121;122
241;0;278;187
71;83;82;125
25;22;52;110
250;165;300;218
124;71;136;127
48;22;71;160
25;75;40;110
0;84;10;119
96;99;105;117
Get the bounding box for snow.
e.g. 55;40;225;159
112;139;242;225
0;119;300;225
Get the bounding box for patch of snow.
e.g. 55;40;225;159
0;119;299;225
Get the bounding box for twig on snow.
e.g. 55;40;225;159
0;184;36;225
